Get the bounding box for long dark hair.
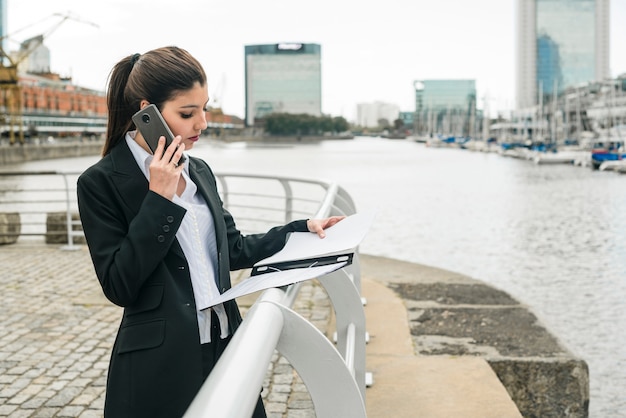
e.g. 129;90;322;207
102;46;207;156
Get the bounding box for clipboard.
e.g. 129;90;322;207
251;253;354;276
198;211;375;310
199;261;348;310
252;210;375;268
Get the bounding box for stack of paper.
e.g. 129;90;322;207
199;211;375;310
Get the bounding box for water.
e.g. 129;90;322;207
6;137;626;417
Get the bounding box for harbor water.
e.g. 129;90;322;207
6;136;626;417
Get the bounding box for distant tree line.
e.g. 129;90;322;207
263;113;350;136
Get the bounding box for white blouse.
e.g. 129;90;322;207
126;132;229;344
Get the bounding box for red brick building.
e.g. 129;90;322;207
0;72;107;142
1;72;243;143
19;73;107;116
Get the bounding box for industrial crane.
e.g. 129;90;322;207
0;12;98;144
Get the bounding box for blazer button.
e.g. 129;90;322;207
163;225;170;232
157;235;165;243
166;216;174;223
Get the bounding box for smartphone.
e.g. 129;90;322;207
132;104;186;163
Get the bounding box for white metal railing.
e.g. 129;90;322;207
184;285;367;418
185;173;368;417
0;170;83;249
0;170;369;417
0;171;356;246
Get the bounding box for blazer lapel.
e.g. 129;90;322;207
189;158;226;250
109;140;149;214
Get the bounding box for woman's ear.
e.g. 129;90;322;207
139;100;150;110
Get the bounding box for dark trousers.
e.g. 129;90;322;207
201;311;267;418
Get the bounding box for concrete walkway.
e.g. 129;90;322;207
0;242;524;417
360;261;521;418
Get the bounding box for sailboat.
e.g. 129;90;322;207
531;81;589;164
591;84;625;170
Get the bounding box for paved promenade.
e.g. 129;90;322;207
2;241;588;417
1;242;363;418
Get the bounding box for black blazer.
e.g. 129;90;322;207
77;140;307;417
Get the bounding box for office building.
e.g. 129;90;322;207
414;80;476;112
516;0;610;109
413;79;476;135
356;101;400;128
244;43;322;126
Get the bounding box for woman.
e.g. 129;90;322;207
77;46;343;418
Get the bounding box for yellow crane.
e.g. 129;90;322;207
0;12;98;145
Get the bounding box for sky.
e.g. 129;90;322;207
6;0;626;122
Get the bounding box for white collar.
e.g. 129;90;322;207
125;131;189;180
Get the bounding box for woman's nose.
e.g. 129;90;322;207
197;112;208;131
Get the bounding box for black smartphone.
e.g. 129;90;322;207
132;104;186;163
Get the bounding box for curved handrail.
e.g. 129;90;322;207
185;174;366;417
184;289;367;418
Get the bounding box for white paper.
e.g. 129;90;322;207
254;210;376;266
199;262;346;310
199;210;375;310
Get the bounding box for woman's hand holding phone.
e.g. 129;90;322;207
132;104;186;164
148;135;185;201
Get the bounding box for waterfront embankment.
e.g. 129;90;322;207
0;141;104;165
0;135;356;165
362;255;589;417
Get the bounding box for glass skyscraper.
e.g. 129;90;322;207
516;0;610;109
413;79;476;135
414;79;476;112
244;43;322;127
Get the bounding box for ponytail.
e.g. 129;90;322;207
102;55;136;156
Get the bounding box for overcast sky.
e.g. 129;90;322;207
6;0;626;121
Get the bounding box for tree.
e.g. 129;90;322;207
264;113;350;136
332;116;349;133
393;118;404;131
378;118;390;129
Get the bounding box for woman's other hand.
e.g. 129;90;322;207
306;216;346;238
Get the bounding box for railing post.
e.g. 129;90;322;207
317;268;367;399
60;172;80;251
279;179;293;222
216;176;230;208
273;299;367;418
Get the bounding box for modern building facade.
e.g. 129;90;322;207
413;79;476;136
356;101;400;128
516;0;610;109
244;43;322;127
